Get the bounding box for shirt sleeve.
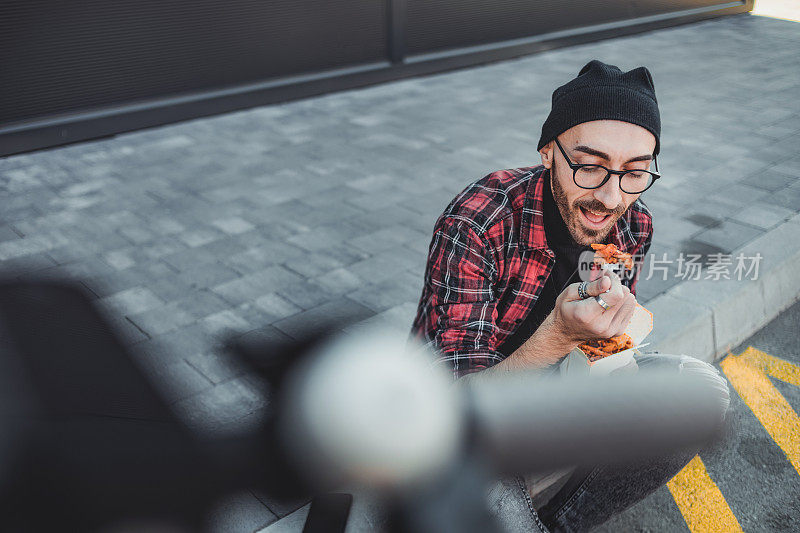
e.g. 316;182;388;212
423;216;506;380
626;217;653;297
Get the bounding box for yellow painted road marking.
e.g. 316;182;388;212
666;347;800;532
667;455;743;533
720;347;800;475
731;346;800;387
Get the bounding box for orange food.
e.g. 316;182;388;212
591;243;633;269
578;334;634;362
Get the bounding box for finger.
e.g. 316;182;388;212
571;278;627;333
572;291;616;329
597;270;627;308
563;274;612;302
583;271;612;298
562;275;609;302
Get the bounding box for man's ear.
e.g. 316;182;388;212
539;141;553;169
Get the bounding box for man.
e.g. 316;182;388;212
409;60;729;532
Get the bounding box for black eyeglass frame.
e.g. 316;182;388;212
553;136;661;194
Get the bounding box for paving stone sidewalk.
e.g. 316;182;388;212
1;12;799;531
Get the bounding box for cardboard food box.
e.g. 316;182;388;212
560;304;654;377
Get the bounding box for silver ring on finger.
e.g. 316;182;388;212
578;281;589;299
595;295;611;311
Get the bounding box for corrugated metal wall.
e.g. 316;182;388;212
0;1;751;155
0;0;387;126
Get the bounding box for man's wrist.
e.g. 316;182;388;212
537;314;578;354
510;314;577;368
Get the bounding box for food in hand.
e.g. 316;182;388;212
579;334;634;362
591;243;633;270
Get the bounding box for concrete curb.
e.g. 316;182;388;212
648;213;800;362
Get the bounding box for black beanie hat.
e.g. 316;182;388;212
537;59;661;156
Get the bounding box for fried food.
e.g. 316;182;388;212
591;243;633;270
579;334;634;362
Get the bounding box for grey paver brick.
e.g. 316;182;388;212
200;309;252;337
99;286;164;316
651;216;702;246
693;220;764;254
107;315;151;345
82;261;178;298
312;267;365;296
127;302;197;337
163;245;223;272
348;301;420;336
275;279;337;311
347;274;423;313
178;261;242;290
139;235;190;260
0;252;58;277
712;183;768;205
211;216;256;235
272;297;375;340
731;202;796;230
144;321;224;358
0;224;22;243
761;181;800;211
347;226;414;254
20;255;117;284
171;375;268;434
683;195;746;222
281;241;371;277
102;249;138;271
137;356;214;405
235;324;294;349
177;227;225;248
634;244;683;303
184;350;248;384
148;216;186;235
196;236;249;260
212;266;304;305
285;226;348;252
683;213;722;230
142;273;195;302
174;289;233;319
223;242;304;275
343;186;413;212
253;292;303;321
771;157;800;177
0;231;70;261
745;167;797;192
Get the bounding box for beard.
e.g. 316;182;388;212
550;166;627;245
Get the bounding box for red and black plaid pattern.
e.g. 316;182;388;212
409;165;653;379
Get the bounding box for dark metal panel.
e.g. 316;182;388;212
388;0;408;64
631;0;735;16
0;0;388;126
406;0;740;55
406;0;634;55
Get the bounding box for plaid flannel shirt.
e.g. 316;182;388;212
409;164;653;380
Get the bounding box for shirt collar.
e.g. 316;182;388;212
519;165;638;254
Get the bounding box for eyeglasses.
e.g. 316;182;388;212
553;137;660;194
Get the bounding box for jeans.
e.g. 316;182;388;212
496;353;731;533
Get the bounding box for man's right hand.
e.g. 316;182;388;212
549;269;638;346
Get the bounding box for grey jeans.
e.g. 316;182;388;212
488;352;730;533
